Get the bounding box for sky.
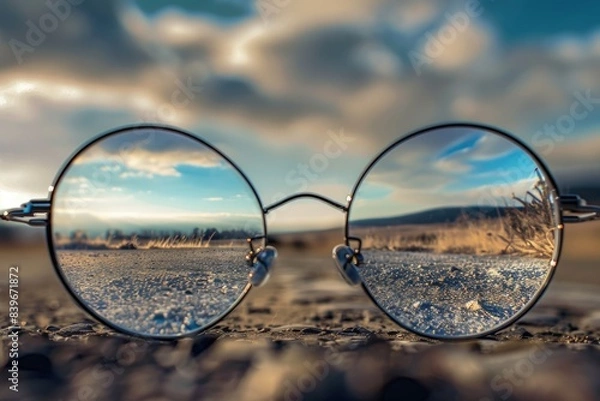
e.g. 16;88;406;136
0;0;599;232
349;126;545;221
51;127;265;237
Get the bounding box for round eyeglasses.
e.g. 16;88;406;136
2;123;598;340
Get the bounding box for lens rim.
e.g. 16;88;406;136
345;122;564;340
46;124;267;340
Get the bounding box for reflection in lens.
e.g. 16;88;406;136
348;126;561;338
51;127;264;337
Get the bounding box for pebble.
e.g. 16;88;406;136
44;325;61;332
56;323;96;337
466;300;482;312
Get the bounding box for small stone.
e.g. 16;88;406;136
44;325;60;332
300;327;323;335
465;300;481;312
248;307;272;314
56;323;95;336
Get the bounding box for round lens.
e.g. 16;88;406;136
49;126;265;338
347;125;562;339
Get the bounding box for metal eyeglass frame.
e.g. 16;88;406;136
1;122;599;340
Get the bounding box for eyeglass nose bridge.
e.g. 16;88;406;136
263;192;349;215
262;192;365;287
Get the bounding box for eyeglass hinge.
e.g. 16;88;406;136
1;199;50;227
560;195;600;224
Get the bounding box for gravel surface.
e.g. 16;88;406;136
360;251;551;338
1;248;599;401
56;249;251;337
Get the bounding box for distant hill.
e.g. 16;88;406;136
351;206;512;228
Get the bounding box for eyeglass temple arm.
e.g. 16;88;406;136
561;195;600;224
0;199;50;227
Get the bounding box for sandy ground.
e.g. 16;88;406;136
57;249;251;337
360;251;551;338
0;225;599;401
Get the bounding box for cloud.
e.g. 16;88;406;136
434;157;473;174
388;1;441;33
119;170;155;179
71;127;226;178
422;23;495;73
78;146;224;178
348;127;553;220
0;0;599;220
360;128;527;191
0;1;148;75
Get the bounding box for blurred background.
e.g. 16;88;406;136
0;0;599;286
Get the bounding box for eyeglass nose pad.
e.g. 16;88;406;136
332;245;362;286
248;246;278;288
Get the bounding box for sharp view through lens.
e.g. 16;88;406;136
347;128;560;337
50;129;265;337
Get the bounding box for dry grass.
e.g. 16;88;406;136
361;178;557;258
360;220;510;256
496;179;556;258
53;235;245;250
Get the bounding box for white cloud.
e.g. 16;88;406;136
119;171;155;179
434;157;472;174
100;165;122;173
422;23;495;73
76;145;224;179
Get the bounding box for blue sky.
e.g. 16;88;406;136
52;128;264;236
350;127;542;220
0;0;599;231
